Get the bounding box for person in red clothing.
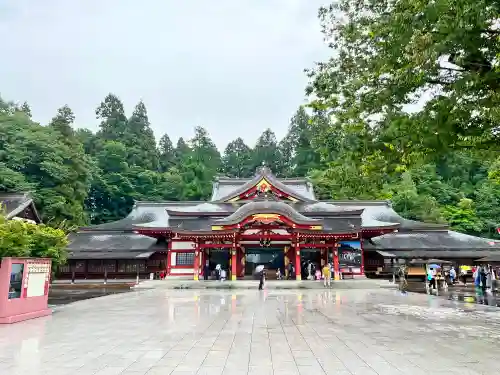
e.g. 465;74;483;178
159;271;165;280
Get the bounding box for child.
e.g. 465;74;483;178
276;268;282;280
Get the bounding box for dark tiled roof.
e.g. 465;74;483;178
170;217;214;231
68;250;156;260
0;192;41;222
476;254;500;262
322;217;361;233
378;250;500;259
326;200;447;230
84;199;446;234
166;202;235;216
215;201;321;225
85;201;198;230
372;230;500;251
67;231;157;251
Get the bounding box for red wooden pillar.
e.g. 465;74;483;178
294;242;301;281
231;247;237;281
284;246;291;279
237;246;245;278
193;242;200;281
333;244;340;280
321;248;328;267
166;240;172;276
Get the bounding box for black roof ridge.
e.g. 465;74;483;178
324;200;392;206
214;167;314;203
133;200;206;205
76;229;141;234
216;177;310;183
396;227;449;233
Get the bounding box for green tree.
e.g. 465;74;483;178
0;163;33;192
252;129;282;175
381;172;444;223
222;137;253;177
159;134;175;172
0;110;92;226
126;101;159;170
441;198;484;235
49;105;75;139
190;126;221;173
0;214;68;269
284;106;321;176
85;141;136;223
174;137;191;166
96;93;128;142
307;0;500;157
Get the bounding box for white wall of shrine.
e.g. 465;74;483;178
171;241;195;250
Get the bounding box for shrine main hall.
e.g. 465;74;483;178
63;167;500;280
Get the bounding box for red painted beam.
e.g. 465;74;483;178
197;243;234;248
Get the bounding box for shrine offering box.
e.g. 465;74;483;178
0;257;52;324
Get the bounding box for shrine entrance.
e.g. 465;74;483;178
207;249;229;274
299;248;323;280
244;247;285;276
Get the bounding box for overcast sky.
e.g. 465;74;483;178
0;0;329;150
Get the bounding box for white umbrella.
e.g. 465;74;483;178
254;265;264;273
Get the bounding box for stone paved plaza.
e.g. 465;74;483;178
1;288;499;375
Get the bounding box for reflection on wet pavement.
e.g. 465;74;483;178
48;288;131;306
408;281;500;307
1;288;499;374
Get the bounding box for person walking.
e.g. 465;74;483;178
215;264;221;281
258;268;266;290
480;266;487;292
449;266;456;285
460;267;468;286
322;263;331;288
204;260;210;281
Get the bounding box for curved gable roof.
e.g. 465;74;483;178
327;200;447;230
372;230;500;251
213;167;315;203
0;192;41;223
215;201;321;226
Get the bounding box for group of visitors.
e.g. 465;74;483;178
426;264;499;293
201;261;227;281
275;263;296;280
472;265;497;292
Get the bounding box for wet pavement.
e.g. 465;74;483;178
48;288;131;306
407;281;500;307
1;289;500;375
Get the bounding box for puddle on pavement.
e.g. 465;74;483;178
406;281;500;307
48;288;131;306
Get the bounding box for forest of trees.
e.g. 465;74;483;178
1;0;499;239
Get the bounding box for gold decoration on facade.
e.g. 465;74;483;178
224;177;300;202
252;213;280;221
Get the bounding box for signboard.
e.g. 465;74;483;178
338;241;362;273
23;260;51;298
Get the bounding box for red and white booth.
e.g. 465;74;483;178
0;257;52;324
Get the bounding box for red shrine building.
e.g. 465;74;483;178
63;166;500;280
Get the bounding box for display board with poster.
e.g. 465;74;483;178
338;241;362;274
24;259;51;298
0;257;52;324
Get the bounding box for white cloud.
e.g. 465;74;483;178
0;0;329;150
